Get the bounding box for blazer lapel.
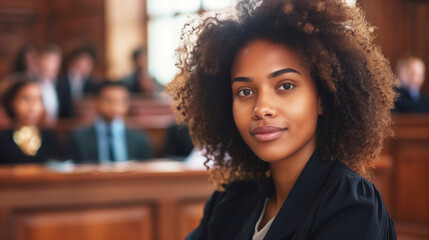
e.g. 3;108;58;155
237;190;269;239
264;153;333;240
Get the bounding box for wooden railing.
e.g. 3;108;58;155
0;161;213;240
373;114;429;240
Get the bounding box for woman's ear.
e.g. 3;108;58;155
318;97;323;115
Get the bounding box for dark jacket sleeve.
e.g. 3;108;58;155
65;132;83;162
126;129;152;160
311;176;396;240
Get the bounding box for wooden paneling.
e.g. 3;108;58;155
16;206;153;240
358;0;429;94
395;142;429;223
403;1;429;94
46;0;106;76
178;201;206;240
0;0;105;79
0;162;213;240
371;114;429;240
0;0;48;76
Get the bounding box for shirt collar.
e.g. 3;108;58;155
94;118;125;134
264;151;333;239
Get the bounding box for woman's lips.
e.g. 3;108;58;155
250;126;286;142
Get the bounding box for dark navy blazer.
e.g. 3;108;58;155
187;152;396;240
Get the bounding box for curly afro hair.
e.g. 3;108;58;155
166;0;399;189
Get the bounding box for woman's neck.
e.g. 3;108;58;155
268;140;316;211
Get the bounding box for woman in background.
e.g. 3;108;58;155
167;0;398;239
10;43;40;79
0;75;60;164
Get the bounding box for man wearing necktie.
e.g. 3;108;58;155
66;81;152;163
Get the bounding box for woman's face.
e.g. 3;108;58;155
231;39;321;164
12;83;45;126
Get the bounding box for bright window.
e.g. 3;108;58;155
147;0;235;85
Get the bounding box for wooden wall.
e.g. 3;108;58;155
0;0;106;78
0;162;214;240
358;0;429;94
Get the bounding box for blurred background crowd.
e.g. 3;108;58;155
0;1;428;240
0;0;428;166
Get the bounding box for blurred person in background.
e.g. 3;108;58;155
164;124;193;160
56;46;98;118
394;53;429;112
66;81;152;163
10;43;40;79
122;47;160;97
38;45;62;124
0;75;60;164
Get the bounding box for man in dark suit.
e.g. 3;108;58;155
66;81;152;163
394;53;429;112
56;47;98;118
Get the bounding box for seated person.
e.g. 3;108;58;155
0;75;60;164
56;46;98;118
394;53;429;112
66;81;152;163
164;124;193;159
121;47;161;96
38;45;62;124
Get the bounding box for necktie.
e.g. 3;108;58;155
107;128;115;161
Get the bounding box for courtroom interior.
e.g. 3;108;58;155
0;0;428;239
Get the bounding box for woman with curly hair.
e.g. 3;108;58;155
167;0;398;239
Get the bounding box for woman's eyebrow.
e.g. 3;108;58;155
269;68;301;78
231;77;251;83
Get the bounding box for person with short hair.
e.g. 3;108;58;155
121;47;160;96
66;81;152;163
38;45;62;123
0;75;60;164
394;53;429;112
9;43;40;79
56;46;98;118
167;0;398;239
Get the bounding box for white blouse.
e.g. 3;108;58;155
253;198;275;240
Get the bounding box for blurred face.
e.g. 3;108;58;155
12;83;45;126
39;53;61;81
406;59;426;90
97;86;129;122
231;40;321;164
72;53;94;78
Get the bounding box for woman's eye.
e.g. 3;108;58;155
237;89;254;97
278;83;294;90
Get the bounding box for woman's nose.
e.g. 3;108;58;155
252;93;276;120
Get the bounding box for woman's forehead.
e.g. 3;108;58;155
231;39;309;78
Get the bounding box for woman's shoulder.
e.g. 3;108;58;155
321;160;387;212
328;160;379;197
307;160;396;239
